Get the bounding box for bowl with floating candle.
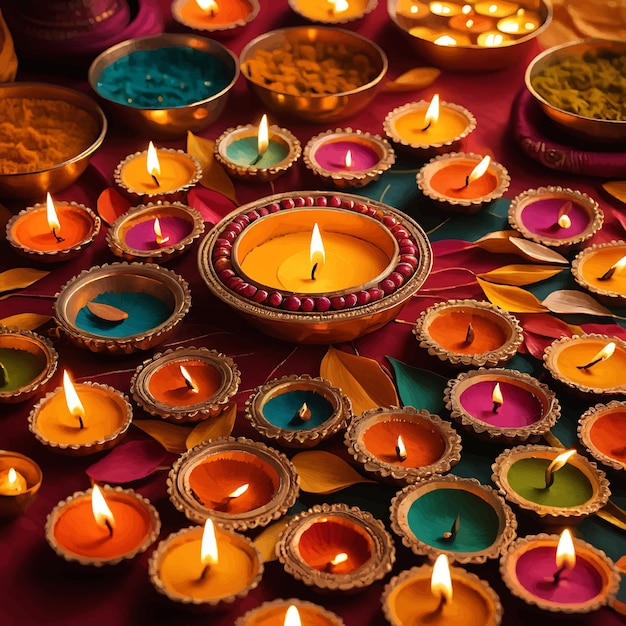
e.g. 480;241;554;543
88;33;239;138
197;190;432;344
0;328;58;404
239;26;387;123
106;201;205;263
578;401;626;473
288;0;377;24
45;484;161;566
168;437;300;531
0;451;43;518
345;406;462;484
571;241;626;307
390;475;517;565
131;347;240;423
236;598;345;626
508;186;604;252
276;503;395;592
382;556;503;625
54;262;191;355
417;152;510;214
492;444;610;522
500;532;620;614
444;367;560;444
149;518;263;607
171;0;260;35
543;334;626;397
245;374;352;448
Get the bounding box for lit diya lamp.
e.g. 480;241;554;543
496;7;541;34
114;141;202;201
0;328;58;404
508;186;603;251
148;517;263;607
106;201;205;263
28;370;133;456
345;406;462;483
473;1;518;18
6;192;100;262
416;152;510;214
0;451;42;518
214;114;301;182
245;374;352;448
303;128;395;188
543;334;626;396
236;599;345;626
168;437;299;531
394;0;429;20
288;0;378;23
413;299;523;368
383;94;477;157
444;368;560;444
500;531;620;614
578;401;626;473
390;475;517;565
276;503;395;592
171;0;260;33
381;554;503;625
572;241;626;306
45;484;161;566
131;347;240;423
492;444;610;522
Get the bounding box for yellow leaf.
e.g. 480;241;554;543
252;516;292;563
474;230;521;254
508;238;569;265
383;67;441;92
320;346;398;417
477;265;565;286
187;131;238;205
0;268;49;294
292;450;376;494
476;277;548;313
602;181;626;205
542;290;614;318
0;313;52;330
133;420;192;454
185;402;237;449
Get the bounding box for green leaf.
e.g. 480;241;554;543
387;356;447;414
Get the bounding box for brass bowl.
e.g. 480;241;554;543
0;82;106;200
525;38;626;143
388;0;551;72
239;26;387;123
88;33;239;138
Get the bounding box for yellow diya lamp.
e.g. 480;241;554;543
114;141;202;201
167;437;299;531
45;484;160;566
383;94;476;157
572;240;626;306
197;190;432;344
578;401;626;473
492;444;610;523
28;370;133;456
0;451;43;518
500;531;620;615
276;503;395;592
345;406;462;484
381;554;503;625
288;0;378;24
236;598;345;626
245;374;352;448
214;114;301;182
171;0;260;34
543;334;626;396
148;517;263;608
130;347;240;423
6;192;100;263
413;299;523;368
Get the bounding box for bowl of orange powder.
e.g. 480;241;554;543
0;82;107;200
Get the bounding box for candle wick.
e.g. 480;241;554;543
544;467;555;488
427;592;448;618
396;445;407;462
598;266;616;281
421;120;432;131
576;356;604;370
250;152;263;166
464;323;475;345
552;564;567;585
0;362;7;386
463;175;470;187
492;400;502;414
198;564;210;581
311;262;318;280
52;227;65;243
184;378;199;393
296;402;312;422
105;519;114;537
442;514;460;542
151;174;160;187
77;415;85;430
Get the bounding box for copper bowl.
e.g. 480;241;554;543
239;26;387;123
0;82;106;200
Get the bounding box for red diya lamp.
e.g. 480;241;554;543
236;598;345;626
167;436;299;531
45;484;160;566
500;531;620;614
6;192;100;262
416;152;510;214
578;401;626;473
0;451;42;518
276;503;395;592
171;0;260;34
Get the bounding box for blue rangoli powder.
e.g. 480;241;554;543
96;46;232;108
262;390;334;431
75;292;172;338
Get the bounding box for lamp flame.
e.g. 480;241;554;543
153;218;170;245
492;382;503;407
147;141;161;181
91;484;115;533
578;342;616;368
465;18;474;28
310;223;325;277
46;193;61;233
201;518;219;567
330;552;348;567
467;156;491;185
487;3;498;13
482;33;504;46
331;0;349;14
179;365;199;393
614;256;626;274
556;529;576;571
434;35;457;46
228;483;249;499
396;435;407;461
431;554;452;604
258;114;269;157
462;4;472;13
545;449;576;488
557;214;572;229
344;149;353;169
63;370;85;428
424;94;440;128
7;468;23;494
196;0;218;13
284;605;302;626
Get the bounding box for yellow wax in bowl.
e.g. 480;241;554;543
119;151;198;194
292;0;368;21
391;106;471;145
556;340;626;389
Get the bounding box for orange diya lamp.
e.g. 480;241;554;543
236;598;345;626
172;0;260;33
578;401;626;473
0;451;42;518
572;241;626;306
6;192;100;262
45;484;160;566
